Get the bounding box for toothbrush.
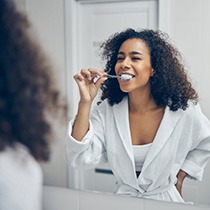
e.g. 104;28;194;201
94;74;133;82
101;74;119;79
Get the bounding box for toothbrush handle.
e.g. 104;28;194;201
92;74;119;83
102;74;118;79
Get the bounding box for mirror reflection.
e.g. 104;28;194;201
66;27;210;204
12;0;210;208
65;0;210;206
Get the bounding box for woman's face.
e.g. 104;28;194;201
115;38;154;94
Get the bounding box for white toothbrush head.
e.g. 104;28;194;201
120;74;134;81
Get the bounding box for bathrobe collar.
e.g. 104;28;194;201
112;96;183;175
112;97;134;162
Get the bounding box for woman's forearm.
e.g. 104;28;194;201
176;169;188;196
72;68;107;141
71;101;92;141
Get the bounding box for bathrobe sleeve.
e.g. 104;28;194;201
65;102;108;169
181;103;210;181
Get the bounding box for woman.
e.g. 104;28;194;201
0;0;66;209
66;28;210;202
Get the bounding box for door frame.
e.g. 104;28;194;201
64;0;172;189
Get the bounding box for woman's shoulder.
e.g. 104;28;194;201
184;100;198;109
0;142;42;175
181;101;209;123
0;143;42;210
185;101;202;114
92;96;127;113
92;98;112;112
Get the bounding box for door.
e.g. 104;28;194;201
68;0;158;193
78;0;158;69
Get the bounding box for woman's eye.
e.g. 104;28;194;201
117;57;124;61
132;57;141;60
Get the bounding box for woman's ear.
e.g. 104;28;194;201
151;68;155;77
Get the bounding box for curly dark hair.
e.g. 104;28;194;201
99;28;198;111
0;0;66;161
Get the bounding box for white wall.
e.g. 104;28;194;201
166;0;210;119
17;0;69;187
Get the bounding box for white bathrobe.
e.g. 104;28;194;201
0;143;43;210
66;97;210;202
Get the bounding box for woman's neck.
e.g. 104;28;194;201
128;90;157;114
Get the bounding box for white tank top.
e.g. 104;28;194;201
132;143;152;172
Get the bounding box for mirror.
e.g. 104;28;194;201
65;0;210;206
17;0;210;207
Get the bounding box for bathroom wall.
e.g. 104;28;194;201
16;0;69;187
167;0;210;118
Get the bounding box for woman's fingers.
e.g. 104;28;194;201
73;73;84;82
74;68;106;83
73;68;107;102
94;76;107;88
87;68;105;76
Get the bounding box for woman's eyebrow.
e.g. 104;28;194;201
117;51;143;55
130;51;143;55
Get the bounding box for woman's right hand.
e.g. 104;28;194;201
73;68;107;103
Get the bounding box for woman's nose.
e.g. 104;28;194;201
120;59;130;69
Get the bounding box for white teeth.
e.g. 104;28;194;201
120;74;133;81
